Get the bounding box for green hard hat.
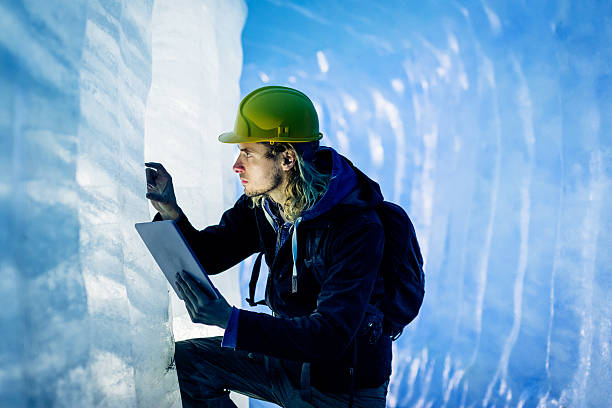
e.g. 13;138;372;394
218;86;323;144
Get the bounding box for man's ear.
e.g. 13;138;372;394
281;150;297;171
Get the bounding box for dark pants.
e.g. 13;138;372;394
174;337;388;408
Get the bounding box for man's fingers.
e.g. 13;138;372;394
176;273;200;306
179;271;212;299
176;276;195;305
146;168;157;186
182;270;220;299
182;295;197;322
179;270;197;291
145;162;169;177
146;192;166;202
176;279;203;324
145;162;163;169
175;279;187;300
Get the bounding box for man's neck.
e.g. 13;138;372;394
267;181;290;222
267;187;287;207
266;198;289;223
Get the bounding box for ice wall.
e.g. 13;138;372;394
1;3;90;405
76;1;178;406
145;0;246;343
240;1;612;407
1;0;245;406
144;0;248;405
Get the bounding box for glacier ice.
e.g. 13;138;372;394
240;1;612;407
2;0;611;407
145;0;246;342
1;0;245;406
145;0;247;405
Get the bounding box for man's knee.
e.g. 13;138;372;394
174;337;230;403
174;340;189;361
175;337;223;373
174;340;197;377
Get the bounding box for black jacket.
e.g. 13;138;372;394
174;146;391;391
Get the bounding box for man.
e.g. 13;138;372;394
146;86;391;407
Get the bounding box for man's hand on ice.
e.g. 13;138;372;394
175;271;232;329
145;162;180;220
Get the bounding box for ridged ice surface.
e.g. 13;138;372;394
240;1;612;407
1;1;245;406
2;1;610;407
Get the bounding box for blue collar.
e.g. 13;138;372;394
263;198;293;231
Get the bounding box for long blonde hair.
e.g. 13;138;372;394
251;142;330;222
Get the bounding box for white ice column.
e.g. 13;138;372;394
145;0;247;341
76;0;178;406
0;1;90;406
1;0;180;406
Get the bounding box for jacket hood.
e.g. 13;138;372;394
299;146;384;223
281;146;385;298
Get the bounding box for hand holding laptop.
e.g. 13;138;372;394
135;220;219;301
175;270;232;329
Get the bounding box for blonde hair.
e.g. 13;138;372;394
251;143;330;222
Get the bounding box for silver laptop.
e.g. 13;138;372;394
135;220;219;300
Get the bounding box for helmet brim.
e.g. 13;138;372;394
218;132;243;143
218;131;323;144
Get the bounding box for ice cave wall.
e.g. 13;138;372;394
2;1;611;407
1;0;245;406
239;1;612;407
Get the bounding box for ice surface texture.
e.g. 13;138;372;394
240;1;612;407
146;0;246;344
1;0;245;406
3;0;611;407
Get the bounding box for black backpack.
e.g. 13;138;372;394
246;201;425;340
375;201;425;340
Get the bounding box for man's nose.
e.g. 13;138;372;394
233;158;244;173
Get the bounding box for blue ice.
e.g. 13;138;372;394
1;0;610;407
240;1;612;407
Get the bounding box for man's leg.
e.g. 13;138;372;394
309;380;388;408
266;355;388;408
175;336;388;408
174;337;282;408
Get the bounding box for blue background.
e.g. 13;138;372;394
239;1;612;406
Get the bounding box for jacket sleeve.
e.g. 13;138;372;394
163;194;261;275
234;214;385;362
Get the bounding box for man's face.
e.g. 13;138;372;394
233;143;284;198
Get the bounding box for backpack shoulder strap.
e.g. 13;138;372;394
246;251;267;307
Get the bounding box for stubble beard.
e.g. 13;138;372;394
244;166;284;199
